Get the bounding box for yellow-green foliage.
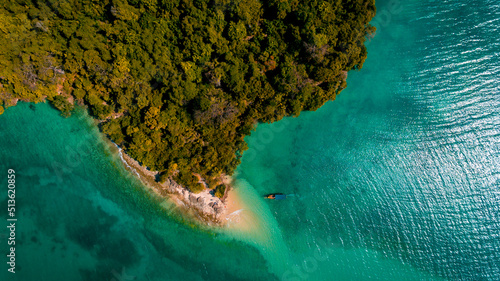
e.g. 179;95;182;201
214;185;226;199
48;95;74;117
0;0;375;188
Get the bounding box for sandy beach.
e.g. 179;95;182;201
224;187;257;232
113;143;260;231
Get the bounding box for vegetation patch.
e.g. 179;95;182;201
0;0;376;188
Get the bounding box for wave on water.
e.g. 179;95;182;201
114;143;142;179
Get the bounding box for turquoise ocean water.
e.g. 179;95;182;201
1;0;500;280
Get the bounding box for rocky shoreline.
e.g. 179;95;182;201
114;144;230;226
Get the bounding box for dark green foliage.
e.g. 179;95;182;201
48;95;74;117
0;0;375;188
214;185;226;199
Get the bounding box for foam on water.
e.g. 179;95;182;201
0;103;276;281
1;0;500;280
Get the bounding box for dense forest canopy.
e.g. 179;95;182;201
0;0;376;192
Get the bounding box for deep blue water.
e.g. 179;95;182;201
1;0;500;280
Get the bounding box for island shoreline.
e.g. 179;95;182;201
112;142;233;227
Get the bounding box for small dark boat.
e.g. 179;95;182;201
265;193;286;200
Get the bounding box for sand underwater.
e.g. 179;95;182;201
2;0;500;280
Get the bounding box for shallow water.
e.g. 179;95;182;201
0;103;274;281
236;0;500;280
1;0;500;280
